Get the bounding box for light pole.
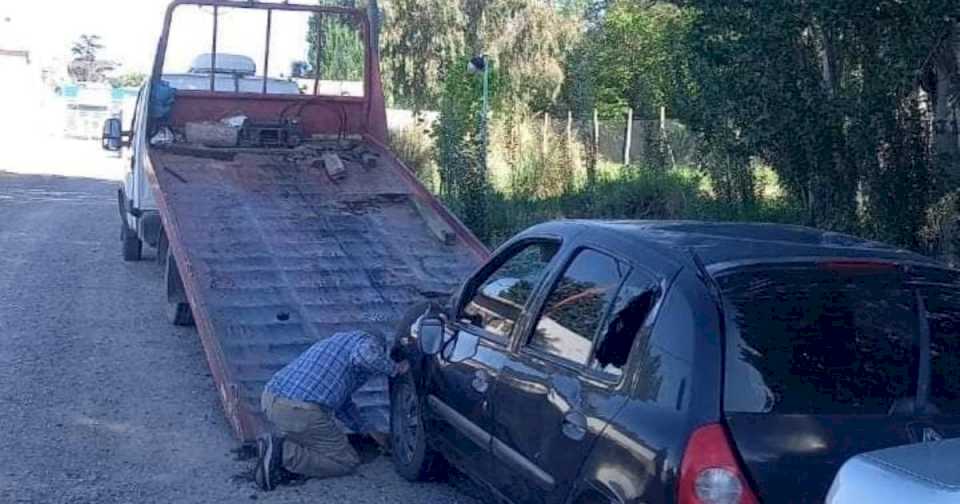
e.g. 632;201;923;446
468;55;489;176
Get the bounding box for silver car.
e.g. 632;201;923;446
826;438;960;503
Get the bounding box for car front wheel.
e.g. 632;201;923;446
390;374;445;481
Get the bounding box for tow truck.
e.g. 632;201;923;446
102;0;486;441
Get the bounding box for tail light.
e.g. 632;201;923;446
678;423;760;504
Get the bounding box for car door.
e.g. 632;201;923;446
488;247;661;504
425;238;561;483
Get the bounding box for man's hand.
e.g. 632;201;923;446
395;361;410;376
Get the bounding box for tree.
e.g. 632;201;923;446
307;9;365;81
574;1;692;119
675;0;959;246
71;34;103;62
69;34;111;83
381;0;466;111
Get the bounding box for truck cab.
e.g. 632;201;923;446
105;51;313;260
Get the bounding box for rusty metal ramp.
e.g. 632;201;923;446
147;141;485;441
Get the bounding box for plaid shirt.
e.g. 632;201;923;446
265;330;397;430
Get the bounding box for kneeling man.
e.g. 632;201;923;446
256;329;408;491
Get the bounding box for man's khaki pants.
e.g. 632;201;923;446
261;390;360;479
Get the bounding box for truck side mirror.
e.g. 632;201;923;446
417;316;446;356
102;118;124;152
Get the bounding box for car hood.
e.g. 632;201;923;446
826;438;960;504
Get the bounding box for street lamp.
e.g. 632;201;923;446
468;55;489;175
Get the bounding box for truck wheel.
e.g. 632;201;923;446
164;247;195;327
390;374;446;481
121;221;143;262
157;230;169;266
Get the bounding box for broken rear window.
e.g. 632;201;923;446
721;264;917;415
721;263;960;416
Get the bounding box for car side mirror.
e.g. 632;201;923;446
417;317;446;356
101;118;125;152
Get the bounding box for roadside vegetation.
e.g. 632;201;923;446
375;0;960;254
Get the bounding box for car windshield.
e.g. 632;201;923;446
721;263;960;416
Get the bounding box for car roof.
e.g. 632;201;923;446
523;220;944;273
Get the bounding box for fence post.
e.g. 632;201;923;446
543;112;551;158
566;111;573;147
593;108;600;150
623;108;633;167
588;108;599;184
660;105;677;169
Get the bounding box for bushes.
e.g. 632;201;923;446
482;166;800;246
389;123;438;191
395;102;803;246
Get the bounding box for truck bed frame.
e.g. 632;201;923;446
146;138;485;440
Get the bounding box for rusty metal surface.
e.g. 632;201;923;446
147;141;484;441
154;1;389;144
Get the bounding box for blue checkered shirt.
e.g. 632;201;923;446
265;330;397;430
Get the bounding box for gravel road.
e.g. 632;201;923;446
0;146;480;503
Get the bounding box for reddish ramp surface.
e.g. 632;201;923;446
146;141;484;441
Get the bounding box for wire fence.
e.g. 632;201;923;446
537;109;702;169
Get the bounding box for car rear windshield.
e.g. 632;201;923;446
720;263;960;415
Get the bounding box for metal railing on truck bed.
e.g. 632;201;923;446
145;139;486;440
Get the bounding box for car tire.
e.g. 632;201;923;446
164;246;195;327
390;373;446;481
121;221;142;262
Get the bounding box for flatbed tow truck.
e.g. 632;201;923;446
102;0;487;441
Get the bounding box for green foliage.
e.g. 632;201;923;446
381;0;466;110
383;0;960;256
382;0;579;113
307;11;365;81
490;2;582;112
109;72;147;89
574;2;694;119
434;55;505;242
679;0;958;245
389;123;438;191
480;166;802;246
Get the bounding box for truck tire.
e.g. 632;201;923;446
164;246;195;327
121;220;143;262
156;230;169;266
390;373;446;481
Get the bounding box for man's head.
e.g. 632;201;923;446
363;328;404;362
364;328;388;348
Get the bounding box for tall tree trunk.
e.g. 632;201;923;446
934;23;960;184
814;23;840;97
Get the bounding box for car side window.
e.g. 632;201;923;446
461;241;559;341
528;249;626;365
591;272;659;378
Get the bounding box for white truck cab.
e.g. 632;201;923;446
104;53;301;261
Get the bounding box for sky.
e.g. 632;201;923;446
0;0;319;76
1;1;174;73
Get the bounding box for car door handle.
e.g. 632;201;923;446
472;369;490;393
562;411;587;441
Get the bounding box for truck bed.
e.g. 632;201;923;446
146;140;485;441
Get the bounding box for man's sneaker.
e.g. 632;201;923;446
254;434;285;491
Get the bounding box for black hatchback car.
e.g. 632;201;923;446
388;220;960;504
